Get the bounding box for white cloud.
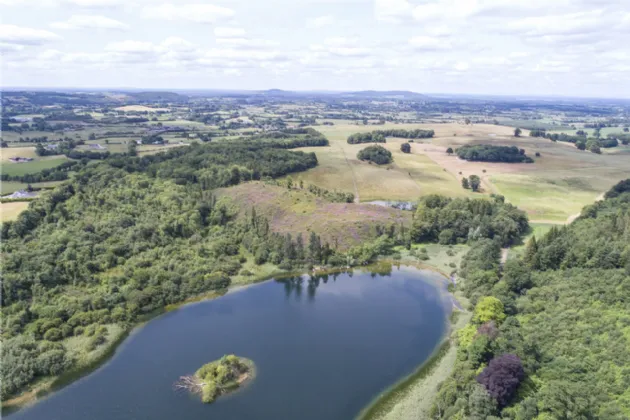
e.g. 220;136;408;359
214;27;246;38
0;24;61;45
374;0;411;23
308;15;336;28
504;10;605;37
51;15;128;30
142;3;235;24
454;61;469;71
105;40;155;53
408;36;451;51
215;38;278;49
64;0;127;6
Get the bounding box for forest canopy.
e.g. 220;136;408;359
431;180;630;419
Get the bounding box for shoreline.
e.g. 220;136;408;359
2;261;458;416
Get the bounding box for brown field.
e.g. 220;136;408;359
1;146;38;161
216;181;411;250
1;201;30;222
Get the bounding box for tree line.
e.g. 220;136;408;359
347;128;434;144
456;145;534;163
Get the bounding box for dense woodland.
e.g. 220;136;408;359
412;195;529;247
431;179;630;419
456;145;534;163
0;142;324;399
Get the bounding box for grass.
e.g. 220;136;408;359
490;174;602;222
509;222;557;260
2;157;69;176
1;201;31;222
1;146;38;161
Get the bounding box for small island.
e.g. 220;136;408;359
175;355;255;403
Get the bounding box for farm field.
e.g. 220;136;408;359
289;122;630;221
2;157;70;177
0;201;30;222
0;180;64;195
1;146;39;161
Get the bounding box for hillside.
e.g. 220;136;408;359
216;181;411;250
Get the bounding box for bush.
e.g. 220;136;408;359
43;328;63;342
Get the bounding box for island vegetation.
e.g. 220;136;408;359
175;355;254;403
456;145;534;163
357;145;393;165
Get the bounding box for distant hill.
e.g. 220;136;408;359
341;90;427;99
255;89;427;100
127;91;186;102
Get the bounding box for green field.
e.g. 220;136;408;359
2;157;70;177
285;122;630;221
490;174;602;222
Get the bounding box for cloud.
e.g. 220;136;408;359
105;40;155;53
0;24;61;45
50;15;128;30
142;3;235;24
214;27;246;38
215;38;278;49
503;10;606;37
374;0;411;23
408;36;451;51
308;15;336;28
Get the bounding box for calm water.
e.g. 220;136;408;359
12;266;450;420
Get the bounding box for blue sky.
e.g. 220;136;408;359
2;0;629;97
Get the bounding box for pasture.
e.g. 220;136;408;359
2;157;69;177
291;122;630;221
0;201;30;222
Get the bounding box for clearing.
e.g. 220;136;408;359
216;181;411;250
1;201;31;222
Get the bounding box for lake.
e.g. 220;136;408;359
11;266;451;420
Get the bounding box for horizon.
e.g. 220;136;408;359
3;86;630;102
3;0;630;98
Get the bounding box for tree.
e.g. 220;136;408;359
446;147;454;155
473;296;506;324
514;127;522;137
469;175;481;192
88;133;96;140
400;142;411;153
523;236;539;268
1;141;8;148
462;177;470;189
468;384;498;419
477;354;524;407
128;142;137;156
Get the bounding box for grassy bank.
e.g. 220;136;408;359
357;298;471;420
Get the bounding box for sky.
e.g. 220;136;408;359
1;0;629;97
